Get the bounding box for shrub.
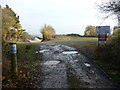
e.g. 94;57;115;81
114;29;120;37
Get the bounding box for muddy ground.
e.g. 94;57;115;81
38;42;119;88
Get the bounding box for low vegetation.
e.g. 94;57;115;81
95;29;120;84
67;73;86;88
2;42;42;88
67;65;87;88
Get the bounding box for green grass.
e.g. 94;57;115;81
51;36;97;41
67;74;86;88
67;65;87;88
51;36;98;59
95;37;120;84
2;42;42;88
17;43;39;61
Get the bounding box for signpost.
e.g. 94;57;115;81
10;43;18;78
96;26;110;46
96;26;110;34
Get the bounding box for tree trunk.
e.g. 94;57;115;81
118;15;120;26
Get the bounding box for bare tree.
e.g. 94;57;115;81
98;0;120;25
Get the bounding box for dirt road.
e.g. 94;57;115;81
38;42;118;88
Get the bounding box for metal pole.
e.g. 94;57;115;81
10;43;18;78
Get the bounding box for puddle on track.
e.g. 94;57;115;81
44;61;60;65
62;51;78;54
39;49;49;53
35;51;39;53
84;63;91;67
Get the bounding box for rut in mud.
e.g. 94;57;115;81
38;42;118;88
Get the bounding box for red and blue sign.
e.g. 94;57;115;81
96;26;110;45
98;34;107;44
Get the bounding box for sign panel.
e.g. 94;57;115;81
99;38;107;41
96;26;110;34
98;34;107;38
11;44;17;53
99;41;107;44
98;34;107;45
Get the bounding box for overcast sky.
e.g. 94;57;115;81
1;0;117;36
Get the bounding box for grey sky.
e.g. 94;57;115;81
1;0;117;36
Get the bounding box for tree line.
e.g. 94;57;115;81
2;0;120;42
84;0;120;37
97;0;120;26
40;0;120;39
2;5;33;42
41;24;56;41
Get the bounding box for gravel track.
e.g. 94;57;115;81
39;42;118;88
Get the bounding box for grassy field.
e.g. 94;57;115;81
51;36;120;85
2;42;42;88
51;36;98;59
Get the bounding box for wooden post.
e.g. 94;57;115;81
98;34;100;47
10;43;18;78
0;5;2;90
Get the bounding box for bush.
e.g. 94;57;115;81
114;29;120;37
95;35;120;84
96;36;120;65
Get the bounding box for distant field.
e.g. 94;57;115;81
51;36;98;59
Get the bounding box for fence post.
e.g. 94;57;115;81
98;34;100;47
10;43;18;78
